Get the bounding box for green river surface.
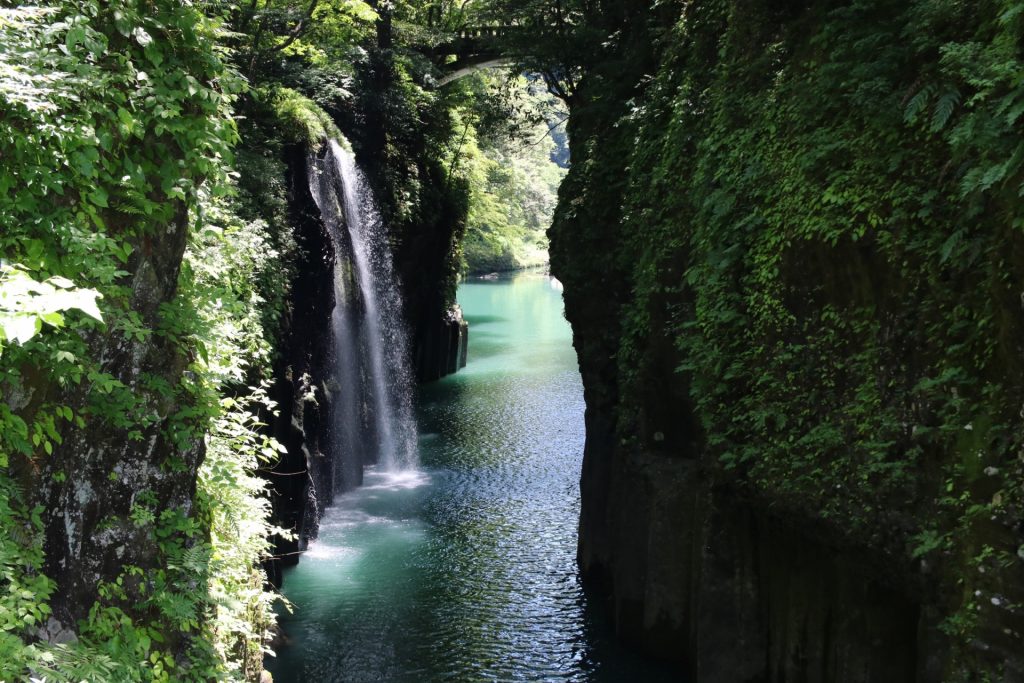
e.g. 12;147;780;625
267;271;680;682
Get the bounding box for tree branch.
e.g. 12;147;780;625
269;0;320;53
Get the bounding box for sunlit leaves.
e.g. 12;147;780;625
227;0;377;74
0;1;260;680
460;76;567;272
0;264;103;355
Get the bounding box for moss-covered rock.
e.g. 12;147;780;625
551;1;1024;679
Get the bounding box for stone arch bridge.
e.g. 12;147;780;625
430;25;527;86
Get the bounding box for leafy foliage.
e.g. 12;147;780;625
222;0;376;76
261;86;343;149
552;0;1024;677
0;264;103;357
455;75;567;273
0;1;296;680
185;194;296;680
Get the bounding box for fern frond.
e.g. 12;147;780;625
904;83;935;123
930;88;960;132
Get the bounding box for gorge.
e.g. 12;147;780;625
1;1;1023;682
267;271;678;682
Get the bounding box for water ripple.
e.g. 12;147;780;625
268;273;680;683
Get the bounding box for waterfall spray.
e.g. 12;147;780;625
307;140;418;483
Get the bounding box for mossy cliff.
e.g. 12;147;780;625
1;4;283;677
549;1;1024;679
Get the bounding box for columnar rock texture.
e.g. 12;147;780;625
417;305;469;383
264;146;338;585
549;1;1024;680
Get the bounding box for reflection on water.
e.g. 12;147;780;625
267;271;680;682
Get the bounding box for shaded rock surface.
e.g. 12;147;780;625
265;146;338;584
550;1;1024;680
17;202;203;653
417;304;469;383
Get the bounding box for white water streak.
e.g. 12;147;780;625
307;140;418;477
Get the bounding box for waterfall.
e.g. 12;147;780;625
307;139;417;484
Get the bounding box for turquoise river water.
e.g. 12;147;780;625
267;271;680;682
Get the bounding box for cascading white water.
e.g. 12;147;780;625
307;140;417;478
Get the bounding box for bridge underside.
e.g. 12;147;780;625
435;56;516;86
429;27;526;87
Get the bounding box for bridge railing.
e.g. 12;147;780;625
437;24;531;47
454;25;518;40
430;24;533;63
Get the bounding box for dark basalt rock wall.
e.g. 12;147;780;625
555;108;935;682
397;193;469;385
550;1;1024;680
264;145;338;586
417;305;468;384
587;450;926;681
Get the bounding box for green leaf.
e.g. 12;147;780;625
0;313;41;345
930;89;960;133
117;107;134;128
144;42;164;67
132;26;153;47
90;186;109;208
904;84;935;123
40;311;65;327
939;228;965;264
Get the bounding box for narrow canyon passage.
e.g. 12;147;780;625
6;3;1023;680
267;272;679;682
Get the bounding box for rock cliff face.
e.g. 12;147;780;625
416;305;469;383
265;146;338;584
578;450;926;680
550;1;1024;680
360;130;469;387
16;200;203;650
